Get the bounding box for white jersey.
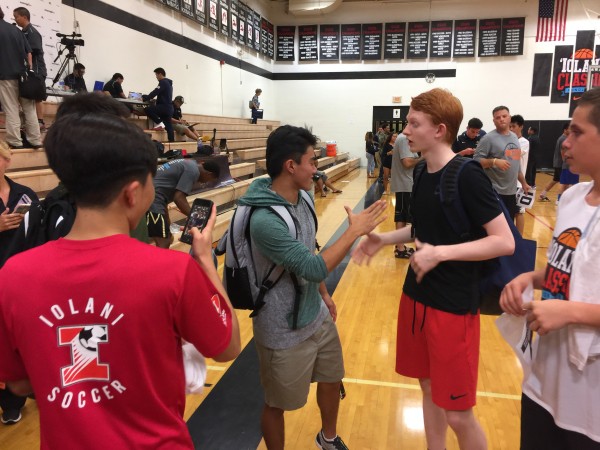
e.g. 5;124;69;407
523;186;600;442
517;136;529;188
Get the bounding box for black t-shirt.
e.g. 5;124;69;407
64;74;87;93
102;78;123;98
172;104;182;120
452;131;484;157
403;161;502;314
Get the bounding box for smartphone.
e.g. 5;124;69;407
179;198;214;245
14;204;31;214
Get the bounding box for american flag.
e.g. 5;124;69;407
536;0;569;42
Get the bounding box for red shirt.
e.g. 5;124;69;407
0;235;232;449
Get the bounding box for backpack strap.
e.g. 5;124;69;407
410;160;427;239
439;156;477;241
299;190;318;233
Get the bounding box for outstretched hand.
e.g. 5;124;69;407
345;200;387;237
352;233;384;266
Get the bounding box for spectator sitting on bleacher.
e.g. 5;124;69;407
171;95;200;141
102;73;126;99
312;159;342;198
142;67;174;142
64;63;87;93
147;159;220;249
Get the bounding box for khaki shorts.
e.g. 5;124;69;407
173;123;188;136
255;315;344;411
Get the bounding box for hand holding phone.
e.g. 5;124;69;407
179;199;214;245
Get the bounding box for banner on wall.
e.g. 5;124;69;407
478;18;501;57
166;0;181;12
429;20;452;58
407;22;429;59
260;18;269;56
320;24;340;60
237;3;246;46
194;0;207;25
208;0;218;31
181;0;194;19
253;12;261;52
501;17;525;56
276;26;295;61
299;25;318;61
267;20;274;59
384;22;406;59
361;24;382;60
219;0;229;37
551;45;574;103
340;24;361;60
568;30;597;116
230;0;238;41
245;6;254;49
453;19;476;57
531;53;553;96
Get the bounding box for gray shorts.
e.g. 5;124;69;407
255;315;344;411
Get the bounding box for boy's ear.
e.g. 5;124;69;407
122;180;143;207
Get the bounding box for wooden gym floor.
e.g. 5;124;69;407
0;168;563;450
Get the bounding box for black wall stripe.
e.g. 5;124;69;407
64;0;456;81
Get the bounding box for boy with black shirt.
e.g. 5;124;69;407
353;88;515;450
143;67;174;142
171;95;200;141
103;73;126;99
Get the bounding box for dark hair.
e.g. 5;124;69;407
112;73;124;80
578;88;600;130
56;92;130;120
44;113;157;207
529;126;538;133
74;63;85;71
510;114;524;127
154;67;166;76
13;7;30;20
492;105;510;115
562;122;570;131
202;160;221;178
0;7;4;20
266;125;317;179
384;132;395;147
467;117;483;129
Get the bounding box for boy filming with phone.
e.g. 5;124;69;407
147;158;220;248
0;103;241;448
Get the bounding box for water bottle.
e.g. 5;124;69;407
58;80;65;91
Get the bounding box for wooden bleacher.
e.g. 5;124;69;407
3;102;360;253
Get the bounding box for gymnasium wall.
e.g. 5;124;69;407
55;0;598;159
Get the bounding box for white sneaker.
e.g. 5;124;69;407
152;123;165;131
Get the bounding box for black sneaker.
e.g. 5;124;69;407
315;431;349;450
1;409;22;425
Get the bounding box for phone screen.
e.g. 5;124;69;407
15;204;31;214
180;200;212;244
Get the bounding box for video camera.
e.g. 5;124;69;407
56;32;85;47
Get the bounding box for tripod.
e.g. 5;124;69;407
52;45;78;87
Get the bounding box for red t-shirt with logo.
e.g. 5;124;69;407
0;235;232;449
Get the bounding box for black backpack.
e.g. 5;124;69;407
412;156;537;314
1;185;76;267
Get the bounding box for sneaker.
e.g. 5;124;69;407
539;195;551;202
315;431;349;450
394;247;411;259
1;409;22;425
152;123;165;131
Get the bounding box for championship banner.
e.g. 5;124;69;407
550;45;573;103
230;0;238;41
219;0;229;37
194;0;207;26
208;0;218;31
568;30;596;117
237;2;246;46
181;0;194;19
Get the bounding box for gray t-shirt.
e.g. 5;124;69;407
390;135;417;193
555;134;567;169
150;159;199;214
474;130;521;195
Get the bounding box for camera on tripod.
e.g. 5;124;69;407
56;32;85;47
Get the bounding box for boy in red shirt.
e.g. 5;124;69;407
0;102;240;449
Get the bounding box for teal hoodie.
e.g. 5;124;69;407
239;178;328;349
